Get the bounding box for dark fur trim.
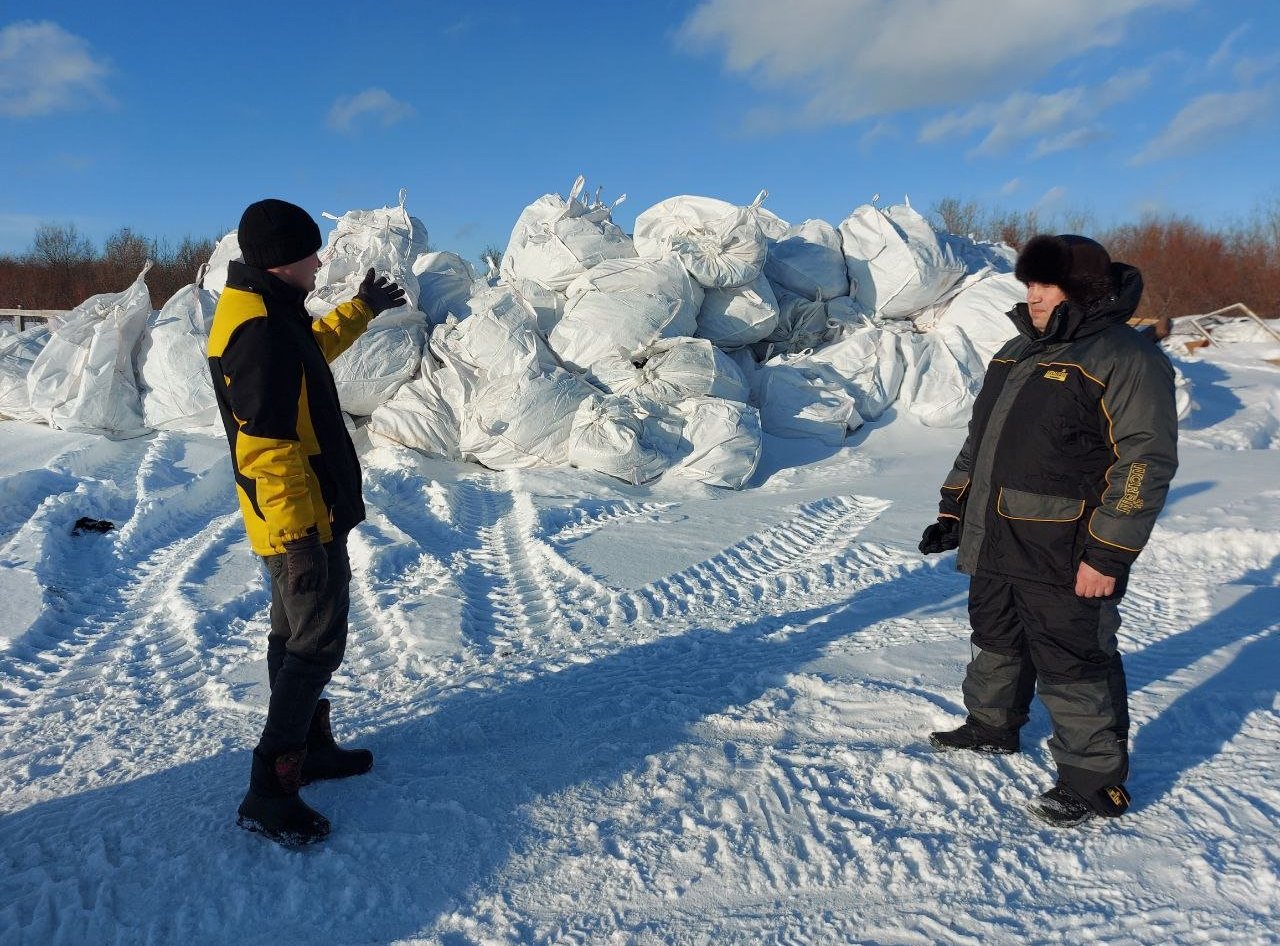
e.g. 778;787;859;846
1014;235;1071;287
1015;234;1114;305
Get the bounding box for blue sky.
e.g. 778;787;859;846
2;0;1277;267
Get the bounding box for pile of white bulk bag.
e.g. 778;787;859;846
330;308;429;416
501;175;636;292
0;323;52;422
138;281;219;430
633;191;772;289
568;393;676;485
794;327;904;421
549;256;702;374
764;219;850;301
752;361;862;446
939;230;1017;276
666;396;762;489
696;272;779;347
308;189;428;317
911;272;1023;362
27;263;154;438
840;201;966;320
414;251;476;325
459;367;598;470
366;350;462;459
591;337;749;405
202;231;241;294
896;323;985;428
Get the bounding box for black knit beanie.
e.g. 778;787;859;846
237;198;323;270
1014;234;1115;306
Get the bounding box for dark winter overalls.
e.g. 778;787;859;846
936;263;1177;807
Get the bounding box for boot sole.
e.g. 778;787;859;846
236;814;329;848
928;734;1018;754
1024;802;1095;828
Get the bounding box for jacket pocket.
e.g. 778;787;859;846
990;487;1085;585
996;488;1084;523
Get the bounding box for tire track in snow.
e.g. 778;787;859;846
0;434;232;707
621;495;891;626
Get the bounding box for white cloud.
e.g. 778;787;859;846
1132;88;1274;164
1000;178;1021;196
1036;186;1068;210
326;88;415;135
678;0;1184;130
919;69;1148;157
1208;23;1249;72
0;21;113;118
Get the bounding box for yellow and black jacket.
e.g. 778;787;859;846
937;263;1178;588
208;261;375;556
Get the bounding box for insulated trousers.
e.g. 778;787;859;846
256;534;352;760
962;574;1130;801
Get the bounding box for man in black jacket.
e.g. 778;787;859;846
919;234;1178;827
208;199;405;845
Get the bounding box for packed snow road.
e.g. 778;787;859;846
1;353;1279;945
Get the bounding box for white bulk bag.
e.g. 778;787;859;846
366;350;461;459
764;287;829;356
591;337;749;405
632;191;772;289
430;285;558;397
696;272;780;348
667;396;762;490
823;295;874;342
501;175;637;292
27;263;153;438
138;282;219;430
764;219;850;301
896;324;985;428
330;308;429;416
568;393;674;485
549;256;702;374
753;362;862;446
0;324;52;422
414;251;476;325
202;231;242;295
308;189;428;317
911;271;1023;362
792;327;904;421
840;201;966;319
939;230;1018;275
460;367;597;470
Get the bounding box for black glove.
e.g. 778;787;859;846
918;518;960;554
284;533;328;596
356;268;406;315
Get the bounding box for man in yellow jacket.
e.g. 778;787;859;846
208;198;404;845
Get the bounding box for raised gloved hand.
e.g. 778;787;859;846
356;268;406;315
284;533;328;596
918;517;960;554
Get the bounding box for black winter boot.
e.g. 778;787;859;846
237;748;331;846
1026;780;1096;827
929;721;1020;754
301;698;373;785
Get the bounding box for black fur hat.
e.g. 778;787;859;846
238;198;322;270
1014;234;1114;306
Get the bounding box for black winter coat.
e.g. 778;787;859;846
937;264;1178;588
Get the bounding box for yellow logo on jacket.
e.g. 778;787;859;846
1117;462;1147;514
1043;368;1068;381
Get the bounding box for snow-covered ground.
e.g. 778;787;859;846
1;344;1278;946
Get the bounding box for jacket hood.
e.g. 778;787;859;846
1007;262;1143;342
